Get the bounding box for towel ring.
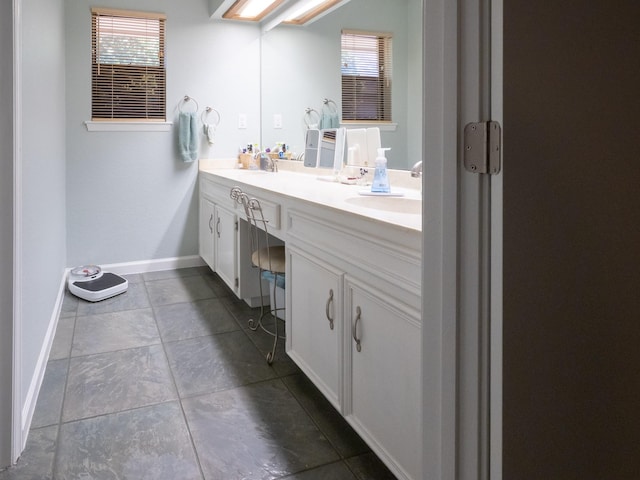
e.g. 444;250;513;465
201;107;221;126
304;108;321;129
323;98;338;114
179;95;199;113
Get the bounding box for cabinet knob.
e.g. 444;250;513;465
325;289;334;330
352;306;362;352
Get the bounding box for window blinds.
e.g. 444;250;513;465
341;30;392;122
91;8;166;121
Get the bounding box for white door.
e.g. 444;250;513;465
214;205;237;292
287;249;343;410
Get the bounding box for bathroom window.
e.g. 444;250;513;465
91;8;166;121
341;30;392;122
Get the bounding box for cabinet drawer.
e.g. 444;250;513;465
199;178;233;207
250;196;281;231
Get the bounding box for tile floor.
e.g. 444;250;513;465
0;267;397;480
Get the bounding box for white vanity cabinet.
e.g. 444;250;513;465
198;167;422;480
199;175;282;305
286;208;422;480
198;196;216;270
345;278;422;480
213;203;237;291
199;178;239;294
287;247;344;411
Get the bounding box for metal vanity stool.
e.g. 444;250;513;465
230;186;286;364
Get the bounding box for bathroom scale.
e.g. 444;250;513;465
68;265;128;302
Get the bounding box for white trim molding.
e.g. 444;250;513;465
84;121;173;132
96;255;205;276
12;0;23;464
20;273;66;441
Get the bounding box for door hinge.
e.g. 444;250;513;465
234;277;239;288
235;220;239;231
464;121;501;174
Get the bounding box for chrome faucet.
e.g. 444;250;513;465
410;161;422;178
266;155;279;172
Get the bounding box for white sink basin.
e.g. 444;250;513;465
345;196;422;214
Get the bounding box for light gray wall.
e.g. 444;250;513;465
65;0;261;266
261;0;420;169
20;0;68;414
0;0;14;468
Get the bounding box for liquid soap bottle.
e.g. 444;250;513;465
371;148;391;193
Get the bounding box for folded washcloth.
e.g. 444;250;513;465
179;112;199;162
203;123;216;146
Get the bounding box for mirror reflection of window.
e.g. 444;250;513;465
341;30;392;122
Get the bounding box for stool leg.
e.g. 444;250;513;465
266;278;279;364
248;268;266;331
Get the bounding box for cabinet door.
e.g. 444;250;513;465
214;204;237;292
288;249;343;411
346;278;422;480
199;197;215;270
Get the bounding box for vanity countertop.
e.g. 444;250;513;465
199;159;422;233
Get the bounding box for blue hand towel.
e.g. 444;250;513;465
179;112;199;162
320;111;340;129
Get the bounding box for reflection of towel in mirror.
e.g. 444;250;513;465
179;112;199;162
320;111;339;129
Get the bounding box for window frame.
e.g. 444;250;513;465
87;8;169;131
341;29;393;124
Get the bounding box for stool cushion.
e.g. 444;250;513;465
251;245;286;274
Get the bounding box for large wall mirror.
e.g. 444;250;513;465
260;0;422;170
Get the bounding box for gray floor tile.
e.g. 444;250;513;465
165;331;277;397
19;268;394;480
183;379;339;480
142;267;202;282
282;374;370;459
0;425;57;480
55;402;202;480
122;273;145;284
345;452;397;480
60;291;79;318
203;272;236;298
76;281;150;316
63;345;177;422
49;316;75;360
244;315;300;377
282;461;357;480
146;276;215;306
31;359;67;429
154;298;239;343
72;308;160;356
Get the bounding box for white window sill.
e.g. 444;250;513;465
84;121;173;132
340;122;398;132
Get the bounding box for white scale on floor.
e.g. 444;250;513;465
67;265;128;302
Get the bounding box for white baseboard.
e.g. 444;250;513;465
95;255;206;276
20;269;67;444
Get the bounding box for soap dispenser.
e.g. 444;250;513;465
371;148;391;193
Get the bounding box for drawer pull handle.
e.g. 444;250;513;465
208;213;214;233
352;306;362;352
325;289;334;330
216;217;221;238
